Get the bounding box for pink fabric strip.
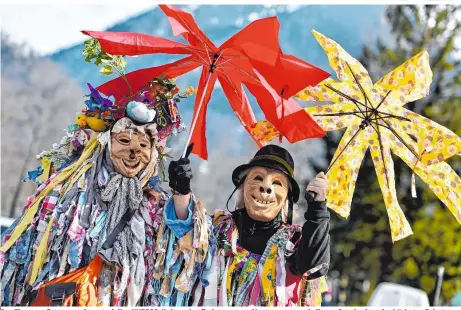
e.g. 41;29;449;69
249;272;261;306
242;282;254;306
275;247;287;306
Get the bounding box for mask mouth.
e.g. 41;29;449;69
122;158;141;169
250;194;276;205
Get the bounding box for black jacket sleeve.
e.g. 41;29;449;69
287;200;330;280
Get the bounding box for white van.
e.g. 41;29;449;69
367;282;430;306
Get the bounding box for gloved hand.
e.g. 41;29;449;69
305;172;328;202
168;157;193;195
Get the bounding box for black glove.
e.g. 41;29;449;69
168;158;193;195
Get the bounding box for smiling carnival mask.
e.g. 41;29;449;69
109;117;157;178
243;167;289;222
231;144;301;224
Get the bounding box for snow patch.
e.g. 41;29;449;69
286;5;301;13
248;12;259;22
187;5;199;12
235;16;244;27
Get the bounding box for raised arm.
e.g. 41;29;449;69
168;157;193;220
288;172;330;280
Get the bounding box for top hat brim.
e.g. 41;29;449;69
232;160;300;203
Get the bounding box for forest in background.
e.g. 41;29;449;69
1;5;460;305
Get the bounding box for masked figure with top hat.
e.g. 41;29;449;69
166;144;331;306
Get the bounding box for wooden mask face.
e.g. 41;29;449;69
243;167;289;222
110;130;152;178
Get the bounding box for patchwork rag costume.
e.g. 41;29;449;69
0;78;212;307
166;145;331;306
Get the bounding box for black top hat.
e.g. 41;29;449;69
231;144;300;203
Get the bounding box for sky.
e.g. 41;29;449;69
0;3;459;57
0;3;156;55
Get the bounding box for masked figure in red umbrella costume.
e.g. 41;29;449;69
165;144;330;306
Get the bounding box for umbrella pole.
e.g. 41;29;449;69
182;71;212;158
433;266;445;306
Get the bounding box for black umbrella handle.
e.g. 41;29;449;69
305;190;317;203
183;143;194;159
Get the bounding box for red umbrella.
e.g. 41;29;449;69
83;5;329;159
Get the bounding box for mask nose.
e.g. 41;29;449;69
259;186;272;194
129;150;136;159
131;142;142;155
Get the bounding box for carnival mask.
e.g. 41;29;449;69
243;167;289;222
110;128;153;178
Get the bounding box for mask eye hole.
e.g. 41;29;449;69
273;180;282;186
118;137;130;144
140;142;149;148
254;175;263;181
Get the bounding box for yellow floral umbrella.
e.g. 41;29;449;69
251;30;461;242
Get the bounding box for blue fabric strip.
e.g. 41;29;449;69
163;230;176;276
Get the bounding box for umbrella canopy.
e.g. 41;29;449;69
83;5;329;160
300;30;461;242
252;30;461;242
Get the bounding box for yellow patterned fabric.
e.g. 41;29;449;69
226;248;248;302
256;30;461;242
248;120;280;144
260;244;278;306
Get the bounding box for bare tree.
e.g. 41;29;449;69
1;35;83;217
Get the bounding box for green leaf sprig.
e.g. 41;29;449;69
82;39;132;95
